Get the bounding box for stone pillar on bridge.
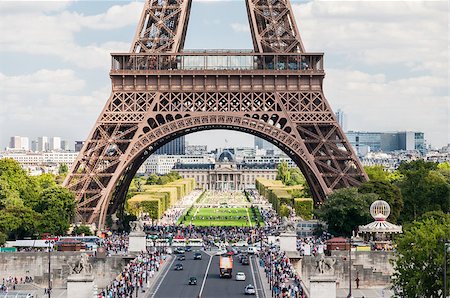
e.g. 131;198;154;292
279;232;297;252
309;275;336;298
67;254;96;298
128;220;147;253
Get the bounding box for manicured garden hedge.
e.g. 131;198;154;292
127;178;196;220
256;177;313;219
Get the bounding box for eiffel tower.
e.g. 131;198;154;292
64;0;368;228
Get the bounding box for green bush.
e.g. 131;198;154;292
294;198;314;220
279;204;290;217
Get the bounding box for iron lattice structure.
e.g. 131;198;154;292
64;0;368;228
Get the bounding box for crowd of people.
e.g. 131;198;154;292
103;233;129;255
260;246;305;298
156;190;203;225
98;252;162;298
0;276;34;294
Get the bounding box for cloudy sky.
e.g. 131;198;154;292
0;0;448;150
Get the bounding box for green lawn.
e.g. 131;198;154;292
179;207;264;227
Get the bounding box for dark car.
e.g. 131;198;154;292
194;252;202;260
174;263;183;271
177;254;186;261
185;246;192;252
241;256;250;265
188;277;197;285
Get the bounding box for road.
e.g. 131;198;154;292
150;250;265;298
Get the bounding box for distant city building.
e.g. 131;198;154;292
335;109;347;132
0;151;78;175
254;136;274;151
174;150;277;190
185;145;208;156
8;136;29;150
242;154;295;167
49;137;61;151
155;136;185;155
139;154;213;175
61;140;69;151
75;141;85;152
37;136;49;152
346;131;425;155
31;140;37;152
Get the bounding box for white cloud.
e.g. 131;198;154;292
324;68;449;146
0;69;85;94
290;1;449;147
230;22;250;32
0;2;142;69
293;1;448;76
0;69;108;143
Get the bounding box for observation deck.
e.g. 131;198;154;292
111;50;324;74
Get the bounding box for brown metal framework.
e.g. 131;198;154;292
64;0;367;228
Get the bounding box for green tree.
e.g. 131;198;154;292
316;188;379;236
398;160;450;222
167;171;181;182
358;180;403;223
58;163;68;175
157;176;170;185
364;165;390;181
34;186;76;235
0;158;39;204
34;173;57;190
0;177;23;209
277;161;290;184
72;225;93;236
0;232;6;246
146;174;159;185
0;205;40;240
392;211;450;297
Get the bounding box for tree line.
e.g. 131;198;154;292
0;159;76;245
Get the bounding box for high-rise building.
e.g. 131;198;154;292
8;136;29;150
61;140;69;151
20;137;29;150
335;109;347;132
49;137;61;151
75;141;85;152
155;136;185;155
9;136;21;150
37;136;49;152
346;131;426;155
254;136;274;151
31;140;37;152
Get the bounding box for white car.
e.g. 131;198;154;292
235;272;246;281
244;284;256;295
247;247;257;254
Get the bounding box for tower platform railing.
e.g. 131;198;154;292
111;51;324;73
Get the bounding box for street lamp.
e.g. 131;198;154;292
347;237;353;298
44;239;55;298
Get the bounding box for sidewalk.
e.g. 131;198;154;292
255;256;273;298
141;254;174;298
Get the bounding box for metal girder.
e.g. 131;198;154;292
246;0;305;53
131;0;192;53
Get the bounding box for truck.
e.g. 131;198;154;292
219;255;233;278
